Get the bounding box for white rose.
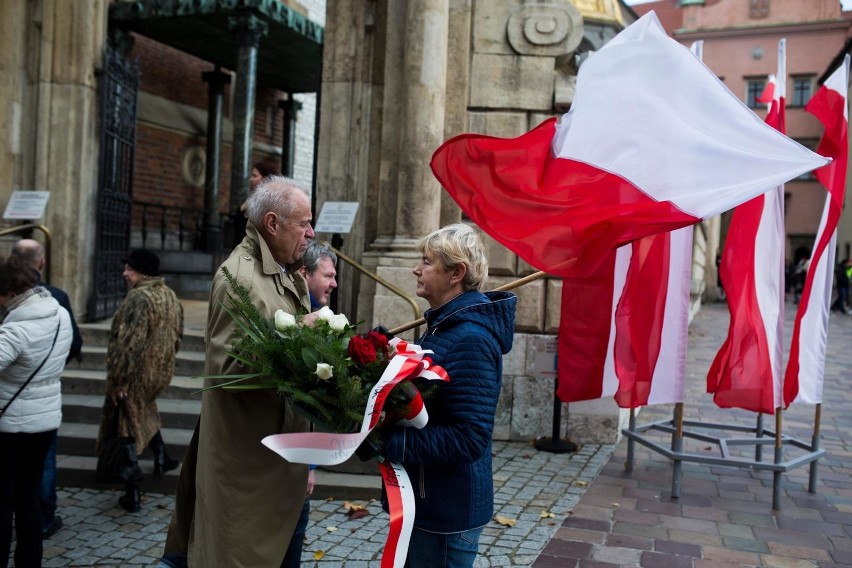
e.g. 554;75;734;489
316;306;334;322
314;363;333;381
274;310;297;331
328;313;349;332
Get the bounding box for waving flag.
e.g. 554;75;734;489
558;228;691;406
784;55;850;406
556;40;704;408
430;13;828;279
707;40;788;414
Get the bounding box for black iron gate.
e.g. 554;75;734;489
88;39;139;321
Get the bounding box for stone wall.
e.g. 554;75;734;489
318;0;639;443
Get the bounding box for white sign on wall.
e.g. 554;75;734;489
532;336;559;379
3;191;50;220
314;201;359;234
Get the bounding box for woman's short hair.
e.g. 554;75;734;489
419;223;488;291
246;175;308;228
0;255;39;295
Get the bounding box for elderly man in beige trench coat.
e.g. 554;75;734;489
186;176;317;566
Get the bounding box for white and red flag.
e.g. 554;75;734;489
707;40;788;414
557;229;691;406
554;40;705;408
430;14;826;406
784;55;850;406
430;13;827;281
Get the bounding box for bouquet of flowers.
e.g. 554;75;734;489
203;268;426;435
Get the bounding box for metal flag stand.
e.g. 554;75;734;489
621;401;825;510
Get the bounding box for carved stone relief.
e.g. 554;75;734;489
506;3;584;57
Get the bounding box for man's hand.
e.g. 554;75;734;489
302;312;320;327
306;469;315;496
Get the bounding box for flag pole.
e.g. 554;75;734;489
772;406;783;509
388;270;548;335
670;402;685;499
809;404;822;493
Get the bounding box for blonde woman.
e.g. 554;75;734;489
380;223;517;567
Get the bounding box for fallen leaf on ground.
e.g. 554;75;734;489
326;526;338;532
575;480;588;487
611;503;620;508
314;551;325;560
347;508;370;520
539;510;555;519
494;515;517;527
344;501;366;512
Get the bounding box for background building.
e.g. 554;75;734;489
633;0;852;292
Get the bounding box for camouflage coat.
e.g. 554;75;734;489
96;277;183;454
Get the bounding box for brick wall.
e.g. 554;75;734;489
126;0;328;240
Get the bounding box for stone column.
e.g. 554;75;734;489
389;0;449;250
201;68;230;253
26;0;108;319
278;96;302;176
227;14;267;221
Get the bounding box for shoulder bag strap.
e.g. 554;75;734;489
0;319;62;420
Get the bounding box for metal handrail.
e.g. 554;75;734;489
0;223;53;284
330;246;422;338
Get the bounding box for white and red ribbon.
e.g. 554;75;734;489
261;337;449;567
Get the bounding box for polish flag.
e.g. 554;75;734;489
707;40;787;414
430;14;827;280
784;55;850;406
555;40;704;408
557;228;691;406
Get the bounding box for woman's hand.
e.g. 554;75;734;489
111;388;128;405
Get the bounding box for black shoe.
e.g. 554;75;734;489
150;430;180;475
153;450;179;475
42;516;63;539
119;483;142;513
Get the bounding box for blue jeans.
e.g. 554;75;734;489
280;499;310;568
40;432;58;530
404;526;483;568
161;499;310;568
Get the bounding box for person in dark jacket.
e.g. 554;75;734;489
381;223;516;568
831;258;851;314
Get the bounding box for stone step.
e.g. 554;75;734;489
56;455;382;500
65;345;207;376
78;322;207;352
61;369;204;400
58;422;195;459
61;393;201;429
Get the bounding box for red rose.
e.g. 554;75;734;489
348;335;378;366
366;330;390;359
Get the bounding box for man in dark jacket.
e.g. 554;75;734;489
11;239;83;539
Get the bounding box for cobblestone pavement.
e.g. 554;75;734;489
534;301;852;567
22;300;852;567
31;441;613;566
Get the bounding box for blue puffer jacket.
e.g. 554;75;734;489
383;290;516;533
